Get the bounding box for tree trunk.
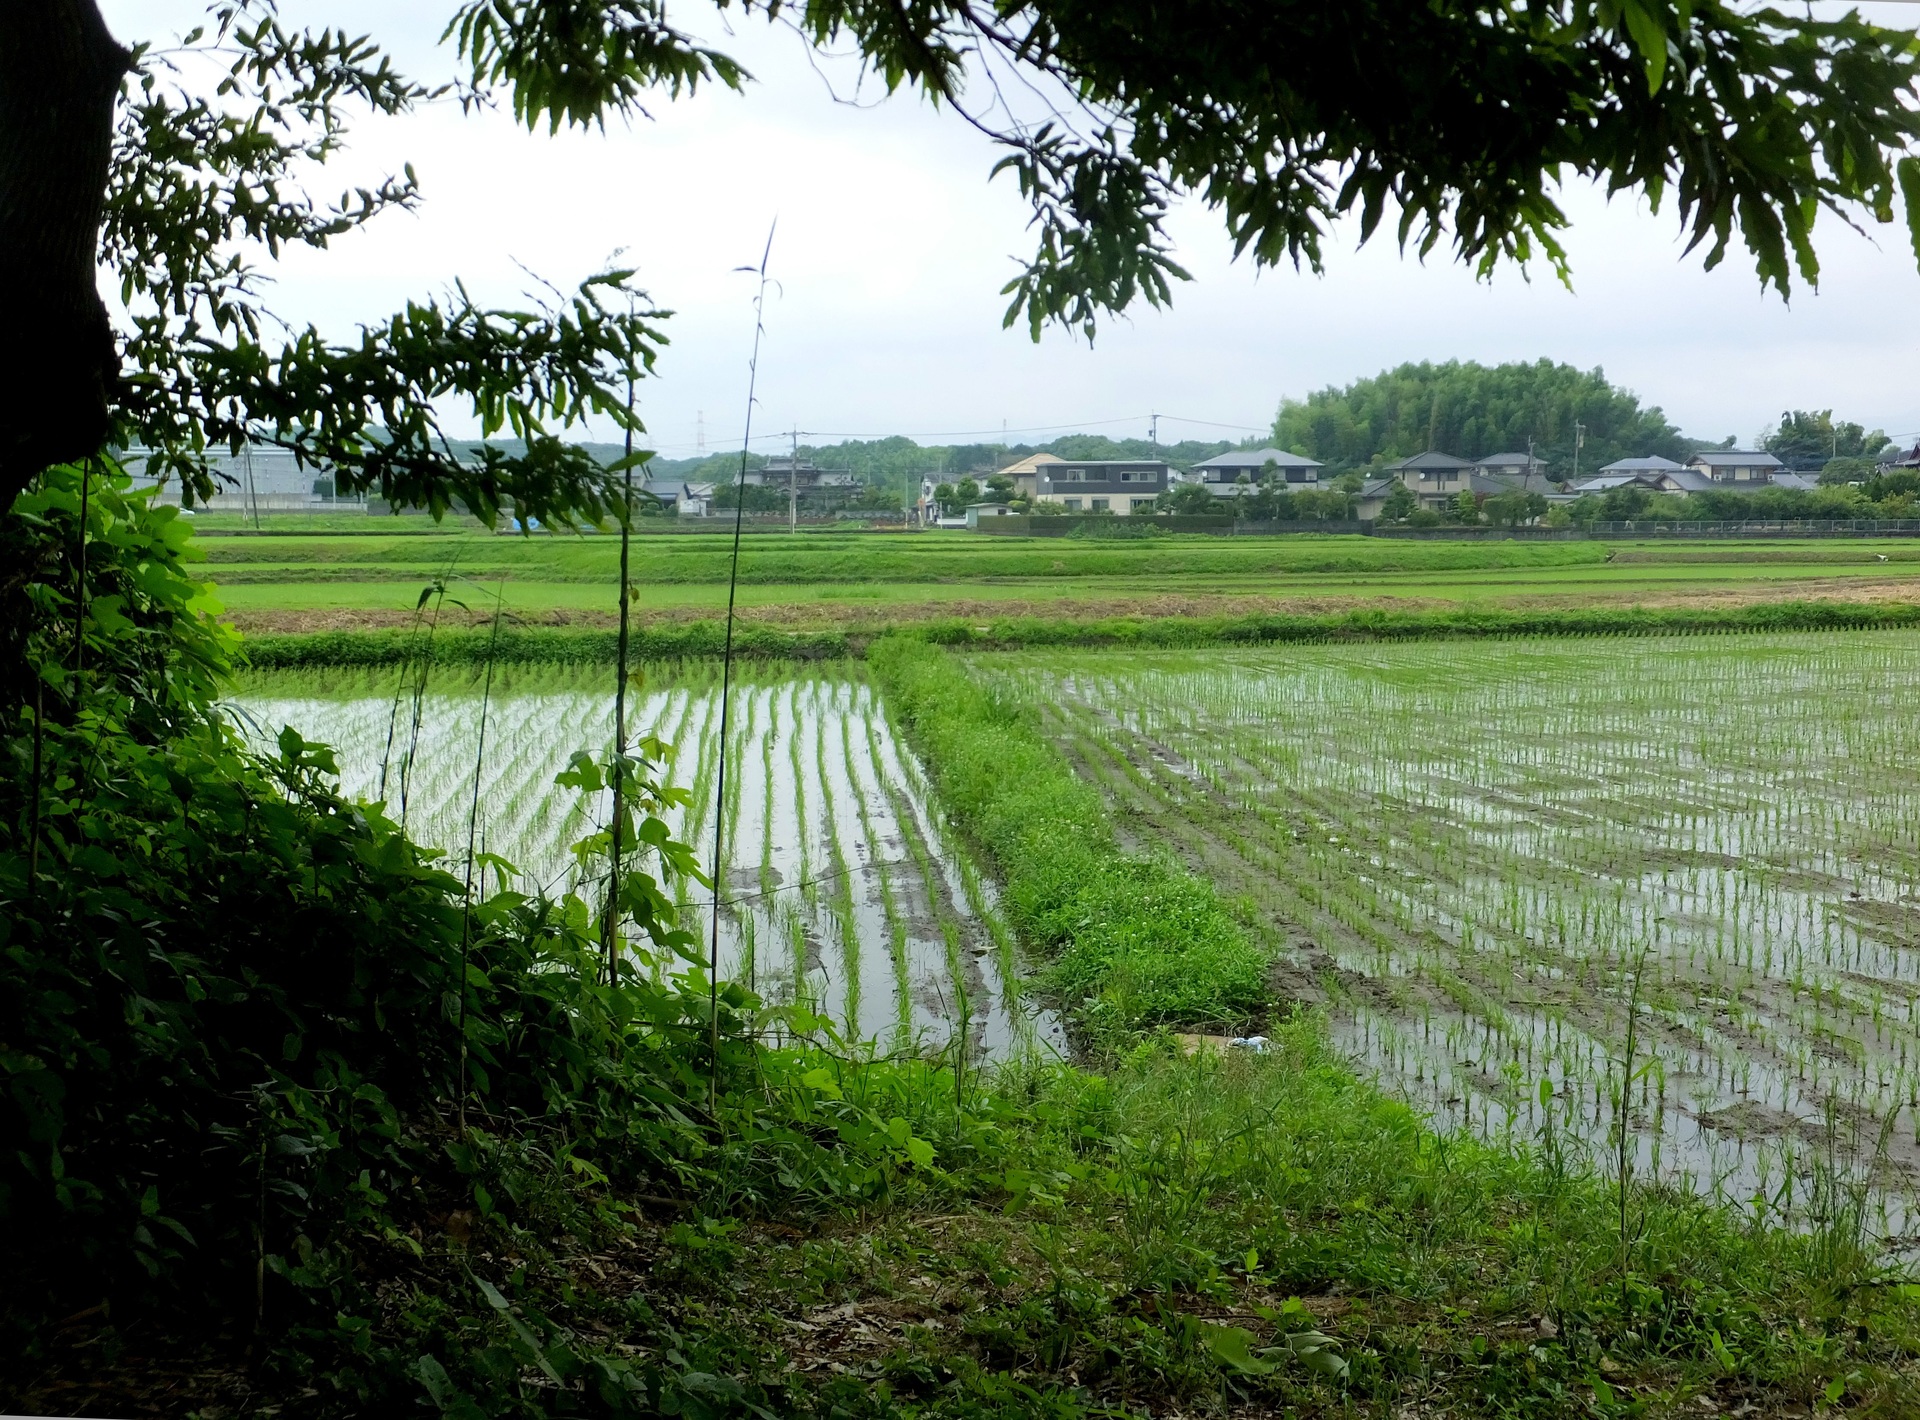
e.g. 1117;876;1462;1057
0;0;128;512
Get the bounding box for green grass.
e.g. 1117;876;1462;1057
871;637;1270;1033
233;597;1920;670
184;524;1920;635
192;528;1618;585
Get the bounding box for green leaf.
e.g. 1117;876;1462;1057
1898;158;1920;265
1202;1322;1278;1376
412;1353;457;1409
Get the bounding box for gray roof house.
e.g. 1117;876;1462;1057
640;478;714;516
1351;476;1403;521
1478;452;1547;477
1598;456;1686;475
1688;450;1785;483
1189;448;1324;490
1386;451;1479;508
1570;472;1678;495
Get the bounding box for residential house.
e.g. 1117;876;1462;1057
745;456;859;491
1569;471;1679;496
1351;476;1402;521
1580;457;1698;494
1187;447;1323;496
1032;460;1169;515
1571;462;1820;499
1387;451;1481;509
745;457;865;512
1687;450;1785;484
1597;456;1685;479
994;452;1064;501
638;477;713;517
1477;451;1551;485
132;441;360;511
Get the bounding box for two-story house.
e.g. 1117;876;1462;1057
1032;460;1170;515
1186;448;1323;496
1387;451;1481;509
994;452;1063;500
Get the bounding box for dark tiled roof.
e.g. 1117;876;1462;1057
1386;450;1476;471
1192;447;1322;470
1598;456;1685;472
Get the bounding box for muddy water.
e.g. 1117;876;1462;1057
995;633;1920;1230
234;671;1062;1062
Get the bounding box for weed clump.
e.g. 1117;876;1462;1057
870;636;1268;1034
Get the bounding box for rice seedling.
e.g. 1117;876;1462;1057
982;629;1920;1226
234;662;1034;1059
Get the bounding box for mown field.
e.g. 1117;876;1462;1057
983;631;1920;1228
188;521;1920;634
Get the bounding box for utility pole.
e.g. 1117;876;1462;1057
696;410;706;456
1150;412;1159;459
788;426;799;534
1573;423;1586;484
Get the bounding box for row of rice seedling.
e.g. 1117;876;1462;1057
233;663;1057;1060
982;630;1920;1225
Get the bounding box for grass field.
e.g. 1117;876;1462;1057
983;631;1920;1229
185;523;1920;634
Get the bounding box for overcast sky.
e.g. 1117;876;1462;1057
102;1;1920;459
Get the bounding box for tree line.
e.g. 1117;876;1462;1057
645;360;1906;513
1270;359;1902;477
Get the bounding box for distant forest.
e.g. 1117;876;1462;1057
593;359;1900;500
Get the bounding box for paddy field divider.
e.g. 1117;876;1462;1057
866;636;1268;1035
237;597;1920;670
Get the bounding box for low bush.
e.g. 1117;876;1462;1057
869;637;1268;1033
0;468;969;1412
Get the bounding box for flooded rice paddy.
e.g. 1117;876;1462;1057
986;631;1920;1227
235;664;1058;1061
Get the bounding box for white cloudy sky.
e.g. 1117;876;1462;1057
102;1;1920;458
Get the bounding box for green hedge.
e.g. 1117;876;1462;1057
868;638;1267;1033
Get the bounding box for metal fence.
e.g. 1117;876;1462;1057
1582;519;1920;537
